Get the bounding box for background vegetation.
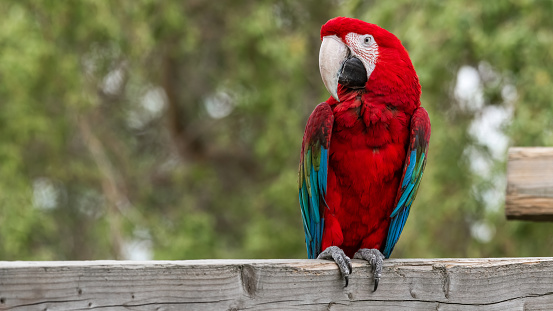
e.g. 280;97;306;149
1;0;552;261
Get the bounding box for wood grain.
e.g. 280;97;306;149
1;258;553;310
506;147;553;221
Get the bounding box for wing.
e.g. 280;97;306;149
382;107;431;258
299;103;333;259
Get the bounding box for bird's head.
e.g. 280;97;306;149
319;17;420;106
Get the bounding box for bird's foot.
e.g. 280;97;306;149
353;248;385;291
317;246;353;287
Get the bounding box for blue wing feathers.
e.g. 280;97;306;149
305;147;327;259
391;182;415;217
300;191;310;235
383;107;430;259
300;184;310;221
299;103;333;259
402;150;417;188
383;150;424;258
318;148;326;195
300;140;330;260
309;164;320;221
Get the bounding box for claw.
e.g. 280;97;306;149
353;248;385;292
317;246;352;287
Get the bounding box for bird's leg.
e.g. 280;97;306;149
353;248;385;291
317;246;353;287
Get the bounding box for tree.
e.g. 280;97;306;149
0;0;551;261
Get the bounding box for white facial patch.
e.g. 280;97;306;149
345;32;379;81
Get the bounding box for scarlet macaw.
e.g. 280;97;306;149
299;17;431;291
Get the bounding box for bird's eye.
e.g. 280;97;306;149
364;36;372;44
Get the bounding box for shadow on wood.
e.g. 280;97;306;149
1;258;552;310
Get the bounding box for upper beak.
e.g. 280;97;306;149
319;35;347;102
319;35;368;102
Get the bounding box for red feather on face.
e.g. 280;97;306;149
299;17;430;289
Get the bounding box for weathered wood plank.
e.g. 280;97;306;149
0;258;552;310
506;147;553;221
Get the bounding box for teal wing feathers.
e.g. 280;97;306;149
383;107;431;258
299;103;334;259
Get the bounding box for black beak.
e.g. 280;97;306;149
338;56;367;89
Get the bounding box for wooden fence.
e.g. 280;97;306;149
506;147;553;221
1;258;552;310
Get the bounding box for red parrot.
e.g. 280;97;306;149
299;17;430;291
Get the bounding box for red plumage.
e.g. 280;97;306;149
322;91;413;257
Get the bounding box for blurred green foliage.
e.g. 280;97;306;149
0;0;552;260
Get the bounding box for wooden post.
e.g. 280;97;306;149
506;147;553;221
0;258;552;310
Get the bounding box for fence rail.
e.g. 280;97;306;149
0;258;552;310
506;147;553;221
